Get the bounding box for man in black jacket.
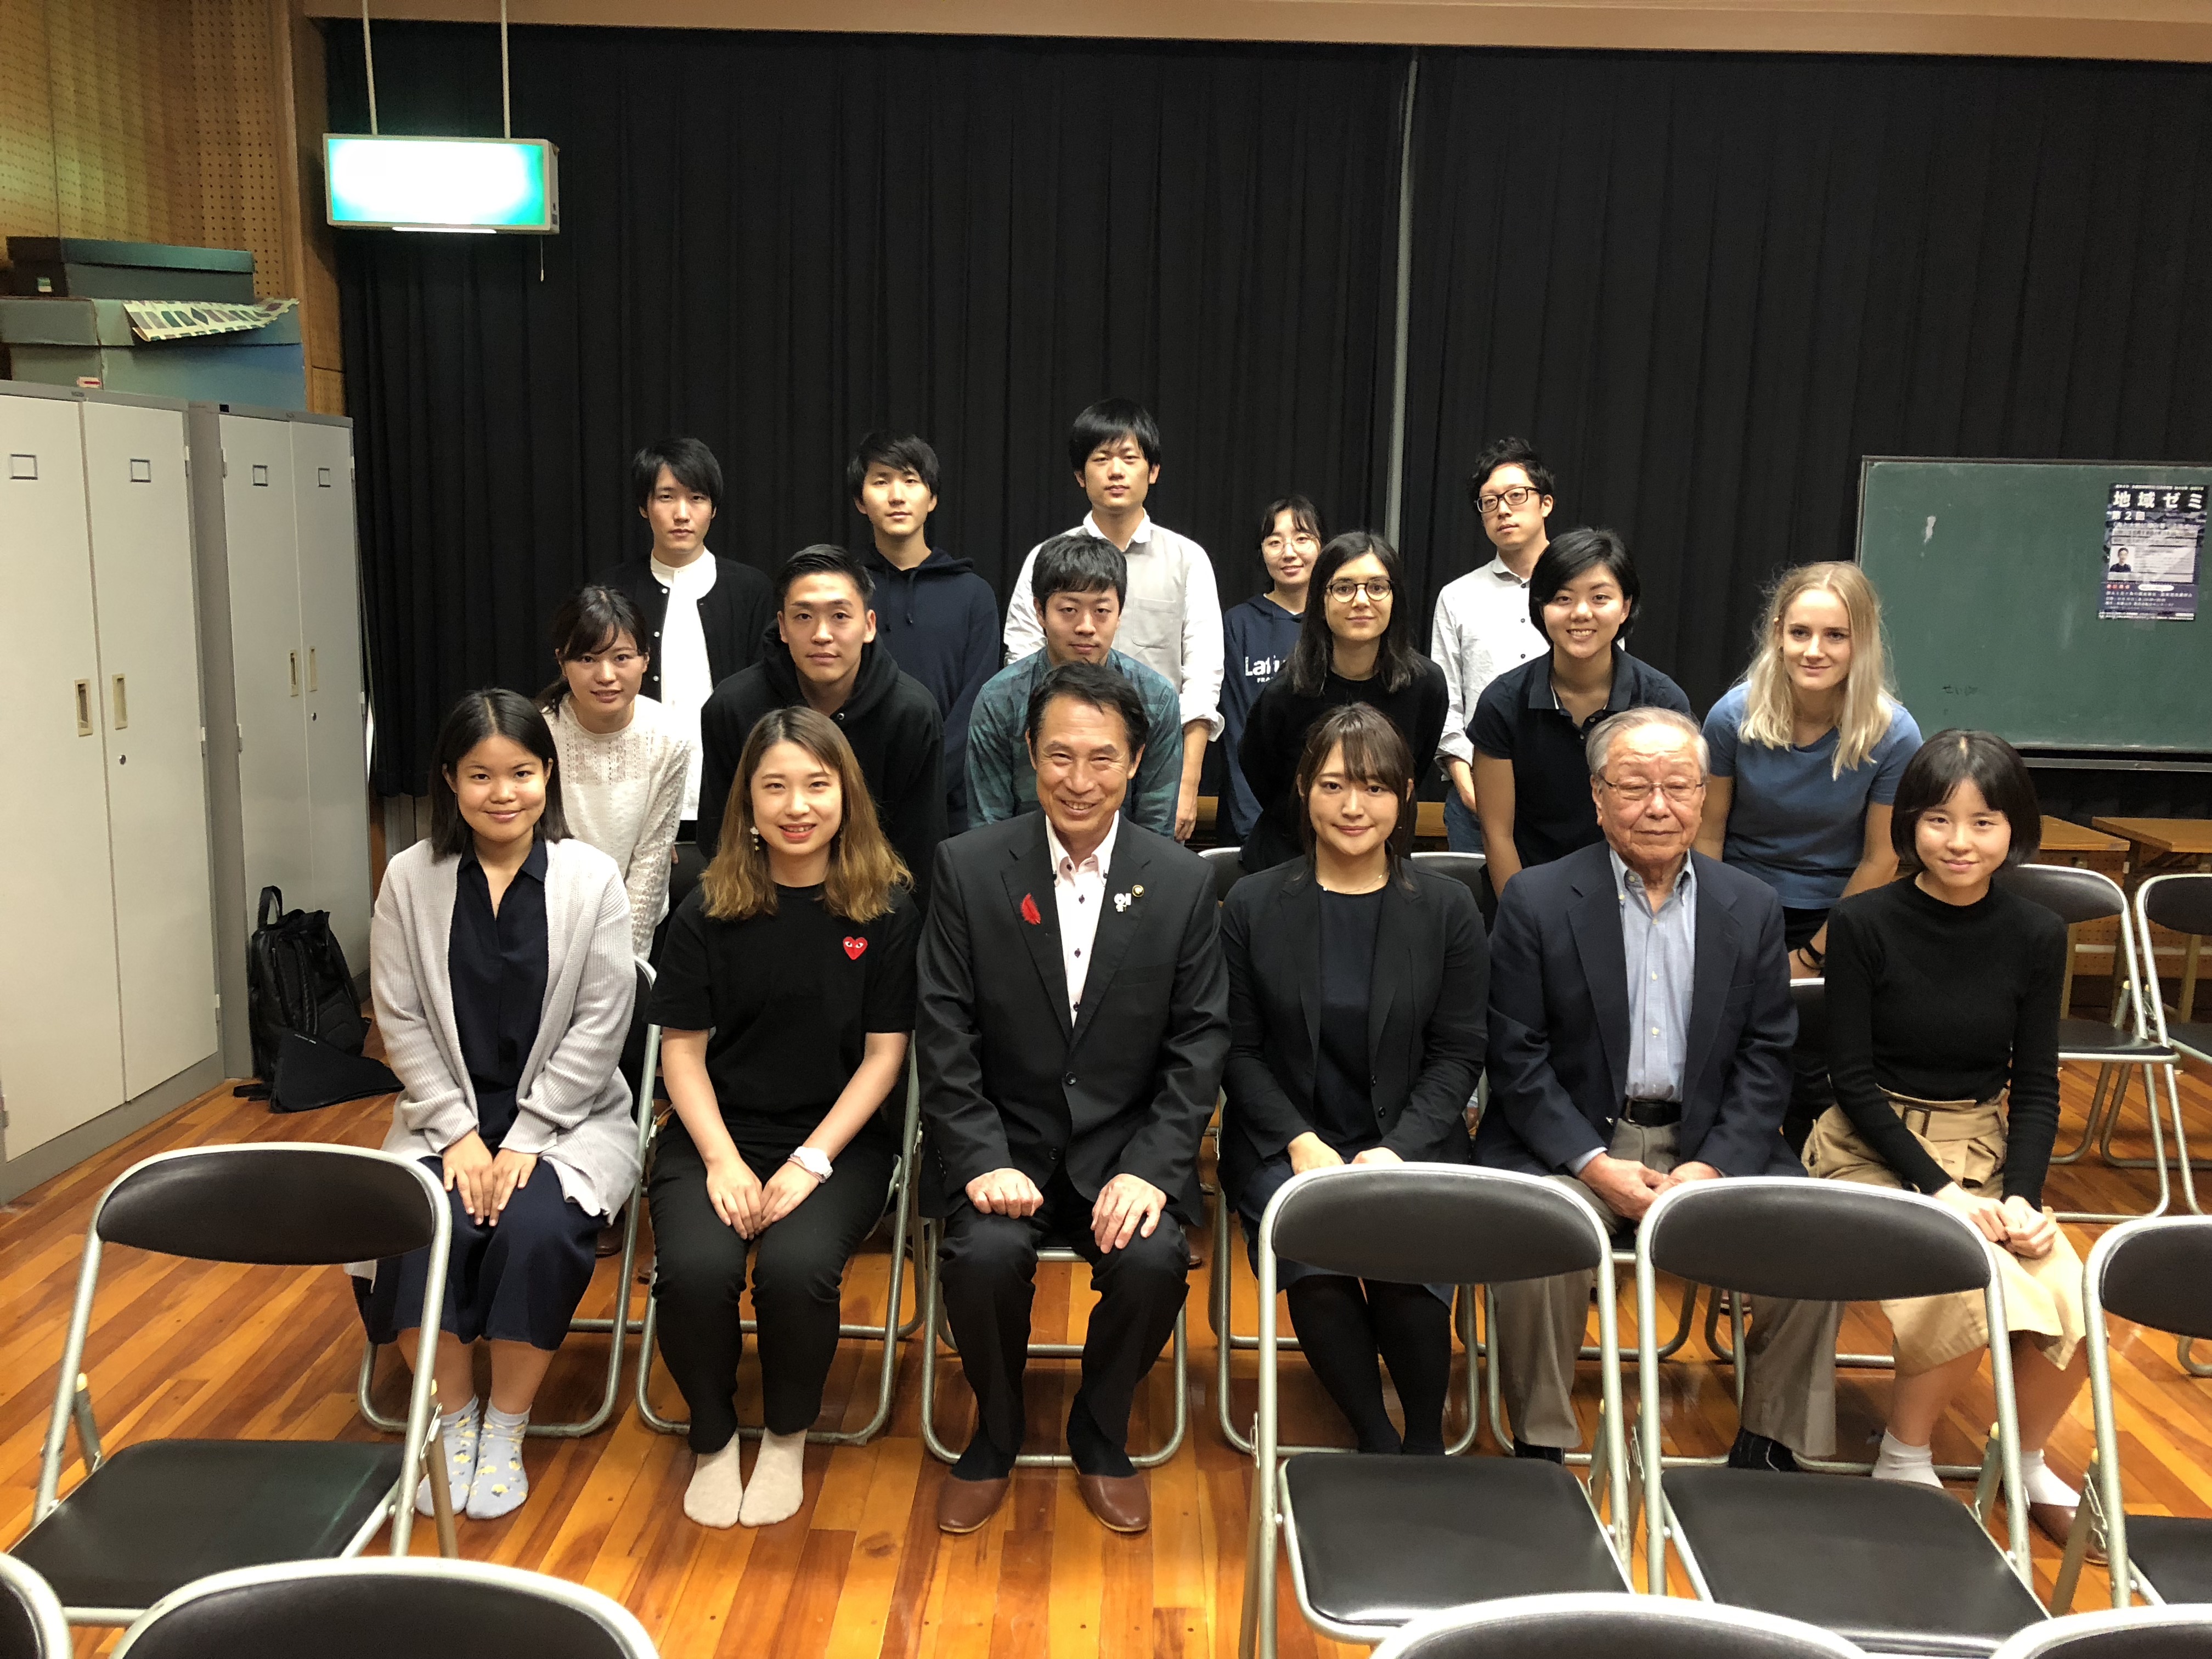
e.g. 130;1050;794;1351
696;546;946;902
917;662;1228;1537
1475;706;1839;1472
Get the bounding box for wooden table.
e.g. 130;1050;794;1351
2092;817;2212;1022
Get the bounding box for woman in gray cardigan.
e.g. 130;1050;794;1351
360;690;638;1524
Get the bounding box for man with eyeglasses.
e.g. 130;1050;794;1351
1430;438;1556;856
1475;706;1841;1474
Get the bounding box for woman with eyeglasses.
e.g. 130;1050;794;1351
1470;528;1691;893
1236;532;1448;872
1219;496;1322;846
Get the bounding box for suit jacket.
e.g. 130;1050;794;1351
1218;861;1487;1203
594;552;776;709
916;814;1230;1221
1473;842;1799;1180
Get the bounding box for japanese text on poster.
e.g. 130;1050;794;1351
2101;483;2202;621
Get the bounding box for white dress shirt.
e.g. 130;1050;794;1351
1003;512;1225;737
1430;556;1550;766
1046;812;1121;1022
651;551;719;819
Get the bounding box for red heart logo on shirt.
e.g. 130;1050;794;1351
1020;893;1042;926
842;936;867;960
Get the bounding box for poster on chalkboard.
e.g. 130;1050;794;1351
2101;483;2202;620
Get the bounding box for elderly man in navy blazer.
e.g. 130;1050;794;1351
1476;706;1840;1471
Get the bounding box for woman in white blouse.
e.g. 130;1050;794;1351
541;585;693;959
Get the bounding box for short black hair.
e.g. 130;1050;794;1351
1467;436;1556;509
631;436;723;514
540;584;649;710
1528;527;1640;643
1890;730;2043;872
846;430;941;501
428;688;569;857
775;544;874;608
1024;660;1149;760
1067;398;1163;474
1257;494;1324;554
1031;532;1127;611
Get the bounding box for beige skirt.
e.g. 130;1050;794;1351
1804;1092;2084;1374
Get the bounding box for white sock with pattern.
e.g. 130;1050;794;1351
1871;1430;1943;1488
466;1404;531;1519
737;1429;808;1528
415;1396;479;1516
685;1440;745;1528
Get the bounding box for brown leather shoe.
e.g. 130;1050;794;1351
935;1475;1010;1534
2029;1500;2107;1565
1078;1471;1151;1533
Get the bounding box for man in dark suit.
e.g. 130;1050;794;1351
917;661;1229;1537
1476;706;1840;1471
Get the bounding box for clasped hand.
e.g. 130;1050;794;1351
440;1130;537;1225
1286;1133;1402;1176
1577;1153;1722;1222
704;1153;821;1239
1934;1183;2057;1259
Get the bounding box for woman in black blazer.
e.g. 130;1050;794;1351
1219;704;1489;1453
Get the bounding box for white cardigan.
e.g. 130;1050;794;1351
370;835;640;1219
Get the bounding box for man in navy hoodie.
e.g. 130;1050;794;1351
849;432;1001;832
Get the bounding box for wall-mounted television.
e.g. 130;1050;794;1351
325;135;558;233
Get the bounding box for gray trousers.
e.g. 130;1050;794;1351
1491;1120;1841;1458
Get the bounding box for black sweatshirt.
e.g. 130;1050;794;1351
695;638;947;902
1824;877;2067;1206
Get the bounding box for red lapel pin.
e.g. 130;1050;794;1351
842;936;867;960
1020;893;1042;927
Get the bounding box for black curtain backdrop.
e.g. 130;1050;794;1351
329;24;1408;793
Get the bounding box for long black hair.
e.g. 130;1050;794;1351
539;584;649;710
427;689;571;857
1284;531;1421;697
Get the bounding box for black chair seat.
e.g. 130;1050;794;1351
2125;1513;2212;1604
11;1440;405;1611
1663;1469;2045;1655
1284;1453;1627;1630
2056;1019;2175;1062
2163;1019;2211;1064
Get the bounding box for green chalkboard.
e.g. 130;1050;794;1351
1857;459;2212;754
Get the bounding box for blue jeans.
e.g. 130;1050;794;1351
1444;789;1484;853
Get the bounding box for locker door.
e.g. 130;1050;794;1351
290;420;373;969
218;414;312;941
83;400;219;1098
0;394;126;1154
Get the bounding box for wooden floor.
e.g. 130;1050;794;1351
7;1060;2212;1657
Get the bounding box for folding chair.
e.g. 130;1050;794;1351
107;1558;657;1659
2049;1216;2212;1616
1990;1606;2212;1659
634;1042;925;1446
2001;865;2185;1224
2137;873;2212;1222
1408;849;1487;899
1200;843;1247;903
0;1555;70;1659
358;958;661;1439
1240;1165;1633;1659
12;1144;458;1626
1370;1593;1869;1659
1638;1177;2047;1655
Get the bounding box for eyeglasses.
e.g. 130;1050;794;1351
1326;578;1393;602
1477;485;1542;515
1598;777;1707;806
1261;534;1319;555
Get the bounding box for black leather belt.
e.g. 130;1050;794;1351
1622;1098;1682;1127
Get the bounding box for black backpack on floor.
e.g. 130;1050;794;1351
239;886;396;1110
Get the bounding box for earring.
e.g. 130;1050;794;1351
748;825;761;847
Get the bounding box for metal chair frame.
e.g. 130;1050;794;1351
0;1551;72;1658
1242;1165;1634;1659
1990;1606;2212;1658
358;961;662;1440
2135;874;2211;1212
26;1144;459;1625
1370;1592;1871;1659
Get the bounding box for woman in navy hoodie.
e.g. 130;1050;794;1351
848;431;1002;832
1219;496;1320;846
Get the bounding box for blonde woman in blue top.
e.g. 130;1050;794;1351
1696;561;1920;1146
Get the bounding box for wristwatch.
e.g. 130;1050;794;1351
786;1146;833;1183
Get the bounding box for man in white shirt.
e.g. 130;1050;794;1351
1429;437;1557;855
1002;400;1222;843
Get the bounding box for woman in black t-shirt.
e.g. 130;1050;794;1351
648;707;918;1531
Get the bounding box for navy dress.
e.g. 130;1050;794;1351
360;839;602;1350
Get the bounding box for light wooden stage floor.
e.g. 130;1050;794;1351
6;1062;2211;1657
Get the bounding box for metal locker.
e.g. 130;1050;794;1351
0;386;127;1155
81;397;219;1099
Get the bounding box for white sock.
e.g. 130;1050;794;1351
737;1429;808;1528
415;1396;479;1517
684;1440;745;1529
1872;1430;1943;1488
466;1405;531;1519
2014;1448;2080;1508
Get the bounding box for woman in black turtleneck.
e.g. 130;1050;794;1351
1807;729;2088;1549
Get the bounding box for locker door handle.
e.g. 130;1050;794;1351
289;650;301;697
111;674;128;730
307;647;319;693
75;679;93;736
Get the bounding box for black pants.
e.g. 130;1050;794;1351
1782;905;1836;1153
936;1167;1190;1479
647;1123;896;1451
